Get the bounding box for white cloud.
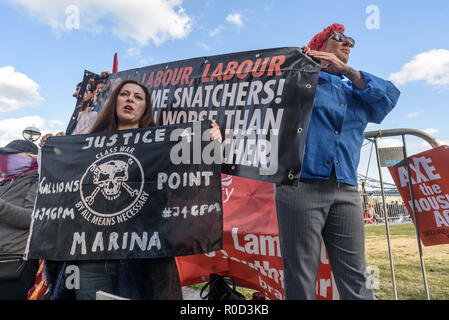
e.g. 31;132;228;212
196;41;211;51
388;49;449;87
138;57;155;66
417;139;446;148
7;0;192;46
0;116;65;147
0;66;43;113
209;13;244;38
126;47;142;57
209;25;223;37
263;0;275;12
226;13;243;27
407;110;423;119
423;128;439;135
377;138;403;148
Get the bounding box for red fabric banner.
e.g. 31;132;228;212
389;145;449;246
176;175;339;300
26;260;49;300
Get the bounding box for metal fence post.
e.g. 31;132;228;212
373;138;398;300
363;128;439;300
401;134;430;300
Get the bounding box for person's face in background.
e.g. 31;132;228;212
73;85;81;98
83;91;94;102
115;83;147;130
93;82;105;104
95;82;105;92
0;152;36;178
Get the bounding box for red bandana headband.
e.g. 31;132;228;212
307;23;345;51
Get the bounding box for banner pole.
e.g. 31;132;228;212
373;138;398;299
401;134;430;300
113;53;118;73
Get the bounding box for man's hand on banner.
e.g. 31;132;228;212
210;122;222;143
304;49;349;74
39;131;66;148
301;46;311;55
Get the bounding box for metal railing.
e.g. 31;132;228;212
364;128;440;148
361;196;411;225
362;128;438;300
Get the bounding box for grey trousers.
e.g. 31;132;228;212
274;173;374;300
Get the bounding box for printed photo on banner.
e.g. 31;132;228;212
67;71;122;136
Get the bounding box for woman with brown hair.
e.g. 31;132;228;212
89;79;155;133
44;79;221;300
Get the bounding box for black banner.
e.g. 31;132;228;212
26;121;223;260
66;47;320;184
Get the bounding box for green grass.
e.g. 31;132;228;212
367;222;416;237
365;222;449;300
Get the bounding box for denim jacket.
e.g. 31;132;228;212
300;70;401;186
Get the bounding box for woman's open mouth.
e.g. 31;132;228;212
124;105;134;112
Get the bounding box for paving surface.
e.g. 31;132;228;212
182;286;204;300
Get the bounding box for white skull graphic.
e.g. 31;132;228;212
94;160;128;200
89;160;128;200
85;159;139;204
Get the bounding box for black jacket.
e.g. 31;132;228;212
0;172;38;255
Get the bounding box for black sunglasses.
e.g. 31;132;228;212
328;31;355;48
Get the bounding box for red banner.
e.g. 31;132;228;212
389;145;449;246
26;260;49;300
176;175;339;300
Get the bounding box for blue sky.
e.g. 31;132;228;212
1;0;448;183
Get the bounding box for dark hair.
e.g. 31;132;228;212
88;79;156;133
